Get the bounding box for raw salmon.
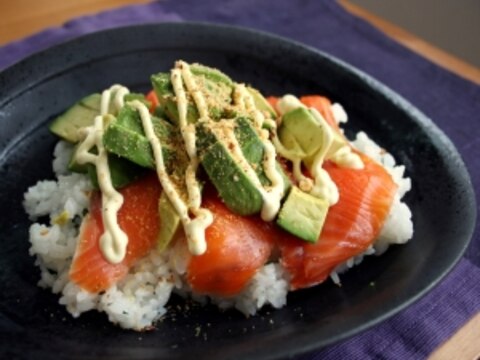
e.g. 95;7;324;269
69;173;161;293
279;154;397;290
186;192;275;297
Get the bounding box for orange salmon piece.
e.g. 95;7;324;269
279;155;397;290
186;194;275;297
69;174;161;293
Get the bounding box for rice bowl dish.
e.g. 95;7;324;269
23;61;413;331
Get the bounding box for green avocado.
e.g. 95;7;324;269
196;117;290;216
303;110;346;169
190;63;233;85
151;63;234;124
102;104;189;248
247;87;276;119
278;107;324;157
233;117;291;192
49;92;151;143
196;119;263;215
151;72;199;124
49;93;101;143
276;186;329;243
102;104;189;205
103;122;156;168
102;105;188;176
157;192;182;252
279;107;346;169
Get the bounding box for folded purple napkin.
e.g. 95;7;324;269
1;1;479;359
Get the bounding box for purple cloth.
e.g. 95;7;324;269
1;1;479;359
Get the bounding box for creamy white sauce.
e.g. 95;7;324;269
240;84;265;129
179;65;209;120
233;85;246;111
170;62;215;255
75;85;130;264
330;145;363;169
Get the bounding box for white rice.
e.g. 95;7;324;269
23;125;413;330
351;131;413;255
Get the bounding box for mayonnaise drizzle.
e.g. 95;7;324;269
330;145;363;169
75;85;129;264
169;61;214;255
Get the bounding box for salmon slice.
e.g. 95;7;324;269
69;174;161;293
279;154;397;290
186;192;275;297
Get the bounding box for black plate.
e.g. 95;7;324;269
0;23;475;360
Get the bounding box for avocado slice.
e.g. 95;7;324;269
278;107;324;157
151;64;277;130
157;192;182;252
49;94;101;143
247;87;276;119
49;92;151;143
196;120;263;215
190;63;233;86
50;91;162;190
103;122;156;168
196;117;290;216
103;105;188;175
151;72;200;124
151;63;234;124
233;117;270;186
233;117;290;192
279;107;346;169
276;186;329;243
303;110;347;170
